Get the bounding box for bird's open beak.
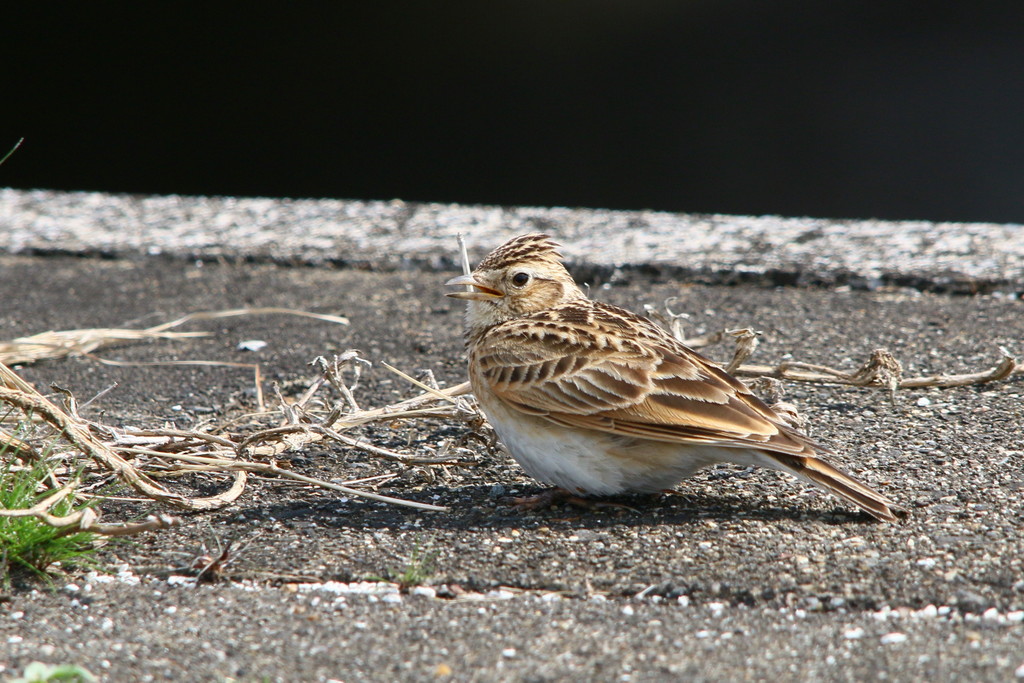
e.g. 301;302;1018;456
445;274;505;301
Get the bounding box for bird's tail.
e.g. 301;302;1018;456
756;451;907;522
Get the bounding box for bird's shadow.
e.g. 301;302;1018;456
259;484;880;532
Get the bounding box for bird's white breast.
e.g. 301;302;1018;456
476;387;726;494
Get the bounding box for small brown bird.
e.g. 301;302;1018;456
446;233;905;521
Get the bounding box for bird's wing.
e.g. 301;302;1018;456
473;312;814;456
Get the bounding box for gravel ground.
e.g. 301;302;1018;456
1;252;1022;682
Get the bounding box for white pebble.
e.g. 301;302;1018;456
410;586;436;599
621;605;635;616
916;396;932;407
166;575;196;586
237;339;268;352
502;648;517;658
1015;662;1024;678
880;632;908;645
844;627;865;639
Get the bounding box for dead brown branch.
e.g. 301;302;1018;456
0;307;349;367
646;299;1020;392
724;328;760;373
732;346;1018;390
0;470;180;537
0;328;207;367
0;346;482;538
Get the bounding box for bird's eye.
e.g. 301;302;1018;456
511;272;530;287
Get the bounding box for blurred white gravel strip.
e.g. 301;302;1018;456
2;188;1022;283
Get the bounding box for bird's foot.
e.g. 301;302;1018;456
502;488;638;512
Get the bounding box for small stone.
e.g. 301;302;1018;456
237;339;268;351
955;590;988;614
880;632;908;645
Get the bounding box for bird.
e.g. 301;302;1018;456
445;233;906;522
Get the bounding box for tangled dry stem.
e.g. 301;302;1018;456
0;331;489;539
0;351;483;539
0;307;350;368
643;302;1020;391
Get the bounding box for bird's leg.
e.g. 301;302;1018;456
503;487;582;510
502;488;639;512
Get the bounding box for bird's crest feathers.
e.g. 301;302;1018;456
475;233;563;273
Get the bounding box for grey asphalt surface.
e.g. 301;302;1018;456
1;190;1023;682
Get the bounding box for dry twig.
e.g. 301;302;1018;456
731;346;1018;390
646;298;1020;391
0;344;487;538
0;307;349;367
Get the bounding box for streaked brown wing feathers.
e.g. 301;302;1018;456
485;355;650;414
615;394;777;435
476;308;808;452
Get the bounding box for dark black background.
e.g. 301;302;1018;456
5;2;1024;222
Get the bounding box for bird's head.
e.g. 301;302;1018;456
446;233;584;333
